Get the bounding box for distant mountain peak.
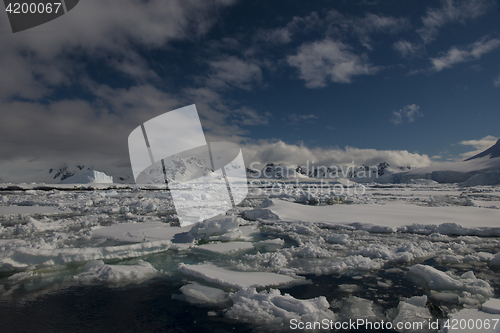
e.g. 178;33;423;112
465;138;500;161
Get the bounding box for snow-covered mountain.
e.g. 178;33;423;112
59;170;113;184
247;162;409;181
390;139;500;184
135;155;213;184
46;165;132;184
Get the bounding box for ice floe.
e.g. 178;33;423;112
245;198;500;236
409;264;493;305
177;263;304;289
74;260;159;285
225;288;335;331
195;241;254;254
176;283;230;307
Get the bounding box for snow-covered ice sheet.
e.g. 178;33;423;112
91;222;194;244
178;263;304;289
245;199;500;235
0;205;68;216
0;240;171;271
195;241;254;254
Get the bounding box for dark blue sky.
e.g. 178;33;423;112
0;0;499;179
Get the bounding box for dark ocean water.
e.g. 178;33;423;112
1;263;499;333
0;280;254;333
0;267;433;333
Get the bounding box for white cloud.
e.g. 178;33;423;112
232;107;271;126
494;75;500;87
242;140;432;168
350;13;410;49
458;135;498;158
393;40;422;57
418;0;494;43
206;56;263;90
287;39;379;88
326;10;410;49
254;12;321;45
0;0;237;100
430;37;500;72
285;114;318;125
391;104;423;125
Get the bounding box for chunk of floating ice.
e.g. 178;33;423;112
0;205;68;216
404;295;427;307
195;241;254;254
339;296;380;321
225;288;335;329
92;222;194;244
254;238;285;251
482;298;500;315
408;264;493;298
74;260;158;285
488;252;500;268
392;298;432;333
439;308;500;333
338;284;361;292
244;199;500;236
177;263;304;289
0;241;171;271
188;216;242;241
179;284;230;306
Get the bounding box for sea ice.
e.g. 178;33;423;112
244;199;500;236
225;288;335;331
439;308;500;333
482;298;500;315
392;296;432;333
74;260;159;285
408;264;493;304
338;296;381;322
195;241;254;254
188;216;243;241
178;283;230;306
0;240;171;271
177;263;304;289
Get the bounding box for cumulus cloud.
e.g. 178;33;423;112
206;56;263;90
418;0;494;44
287;39;379;88
391;104;423;125
430;37;500;72
0;0;237;100
393;40;423;57
458;135;498;159
242;140;432;169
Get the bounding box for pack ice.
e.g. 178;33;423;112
1;179;500;331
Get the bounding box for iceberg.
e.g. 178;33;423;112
59;170;113;184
